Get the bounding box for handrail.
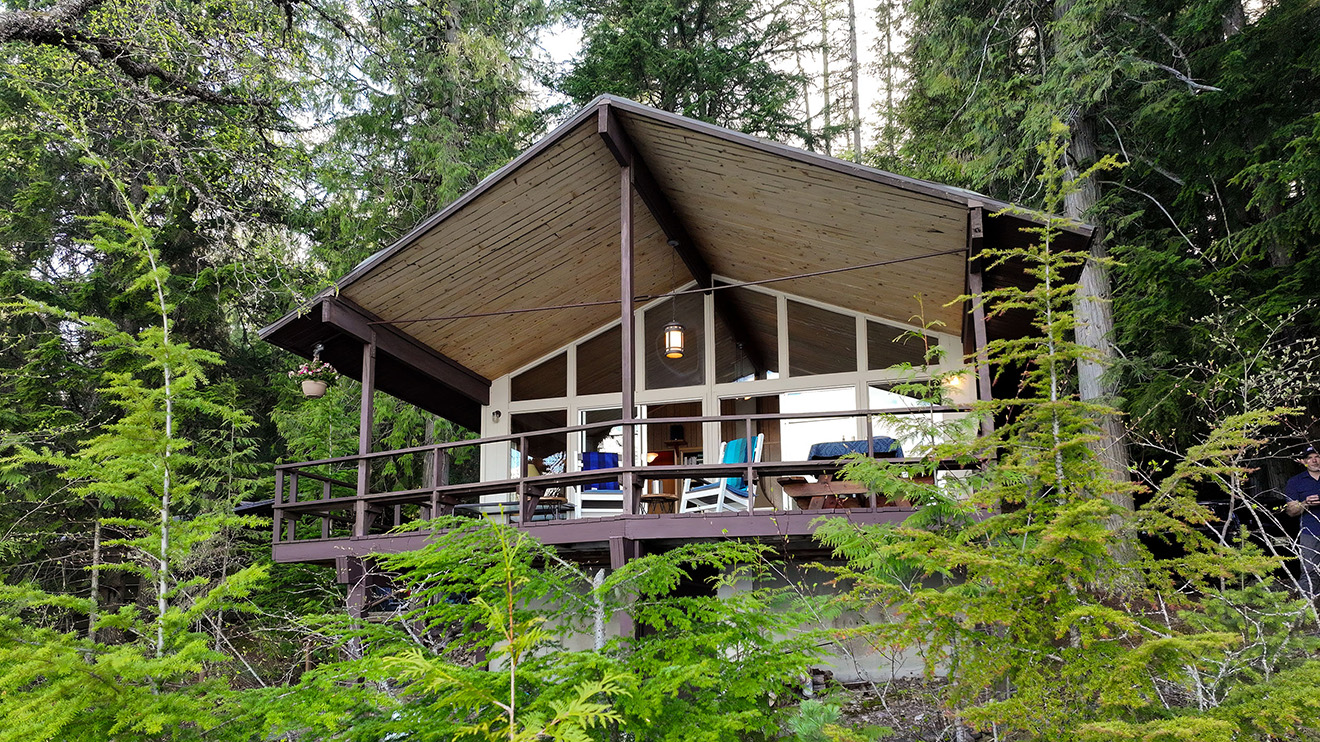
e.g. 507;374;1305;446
273;405;969;470
274;456;965;513
271;406;974;545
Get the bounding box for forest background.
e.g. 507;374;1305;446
0;0;1318;739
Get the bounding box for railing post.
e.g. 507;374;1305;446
286;472;299;542
320;480;332;538
517;435;530;522
354;499;370;539
865;414;876;509
744;417;754;513
273;469;284;545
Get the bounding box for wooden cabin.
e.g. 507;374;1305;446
259;96;1093;619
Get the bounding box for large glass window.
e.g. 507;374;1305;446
778;387;857;461
869;383;942;456
643;401;703;498
719;395;780;508
511;352;566;401
579;407;624;512
644;293;705;389
714;287;779;383
576;326;622;395
787;300;856;376
510;410;567;478
868;321;937;370
580;408;624;461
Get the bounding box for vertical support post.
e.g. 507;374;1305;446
355;336;377;539
619;160;638;514
339;557;367;621
865;414;877;509
967;207;994;437
609;536;639;637
272;469;284;545
744;417;754;514
286;473;298;542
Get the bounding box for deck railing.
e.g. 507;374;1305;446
271;405;973;545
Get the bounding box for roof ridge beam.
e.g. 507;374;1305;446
596;103;770;375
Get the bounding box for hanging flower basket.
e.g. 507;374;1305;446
289;359;337;397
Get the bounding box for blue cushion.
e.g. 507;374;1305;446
722;437;752;490
582;451;620;491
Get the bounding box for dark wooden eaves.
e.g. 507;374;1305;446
259;298;490;430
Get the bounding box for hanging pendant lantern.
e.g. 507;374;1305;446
663;321;686;359
661;248;686;359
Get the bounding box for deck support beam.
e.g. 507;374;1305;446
339;557;367;619
596;103;770;376
609;536;639;638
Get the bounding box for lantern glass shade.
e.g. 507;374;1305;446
663;321;685;359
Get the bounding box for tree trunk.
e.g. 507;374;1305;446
847;0;862;161
796;45;814;150
878;0;897;158
1222;0;1245;38
1065;113;1137;549
1051;1;1133;535
821;0;832;157
88;515;100;645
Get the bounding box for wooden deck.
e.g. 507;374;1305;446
271;507;921;566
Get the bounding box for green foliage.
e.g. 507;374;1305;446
246;522;823;741
819;123;1320;741
558;0;806;140
897;0;1320;458
0;150;275;741
787;697;891;742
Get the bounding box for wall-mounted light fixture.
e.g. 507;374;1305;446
491;410;502;422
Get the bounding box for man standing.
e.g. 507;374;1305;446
1285;445;1320;596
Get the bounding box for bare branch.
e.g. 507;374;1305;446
1142;58;1225;94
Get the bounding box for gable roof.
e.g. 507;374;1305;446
261;96;1092;424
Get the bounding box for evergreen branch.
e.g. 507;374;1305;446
0;0;269;107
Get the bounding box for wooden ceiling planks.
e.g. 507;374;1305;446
348;126;613;312
615;112;967;329
384;199;671;379
326;99;980;381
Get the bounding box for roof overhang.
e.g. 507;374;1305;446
262;96;1093;414
260;298;489;429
